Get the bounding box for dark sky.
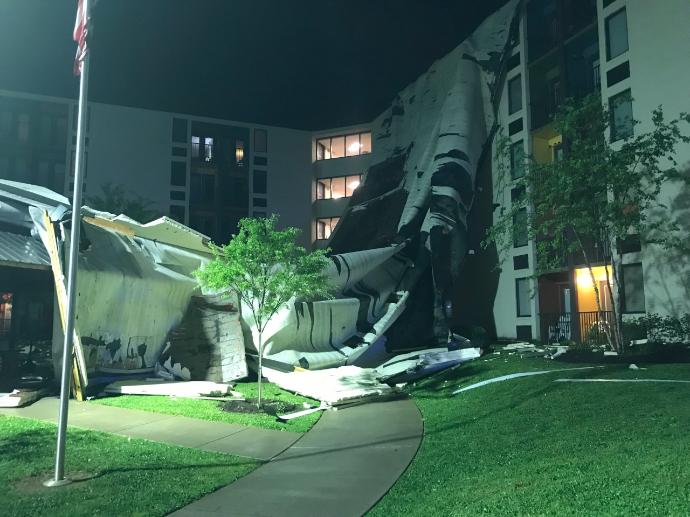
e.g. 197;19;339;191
0;0;508;130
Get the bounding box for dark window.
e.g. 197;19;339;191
172;146;187;157
606;8;629;60
170;161;186;186
527;0;559;62
254;156;268;166
508;75;523;115
510;141;525;179
511;186;526;203
253;197;267;207
170;190;185;201
606;61;630;87
172;118;187;143
507;52;521;71
622;263;645;313
254;129;267;153
516;278;532;317
254;211;267;218
610;89;633;142
619;234;641;254
169;205;185;223
509;118;523;136
516;325;533;340
564;27;600;99
190;174;215;204
513;208;528;247
253;170;267;194
513;254;529;270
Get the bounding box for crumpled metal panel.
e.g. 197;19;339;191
0;230;50;268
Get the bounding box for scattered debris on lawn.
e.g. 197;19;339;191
0;388;51;408
261;365;397;405
277;401;331;422
375;347;481;384
452;367;603;395
102;380;241;399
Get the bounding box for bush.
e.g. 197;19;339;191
623;313;690;345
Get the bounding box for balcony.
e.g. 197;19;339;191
539;311;613;345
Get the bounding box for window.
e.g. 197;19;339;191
172;146;187;157
606;8;629;60
17;113;29;142
235;140;245;166
0;293;13;337
191;136;200;158
316;217;340;240
253;197;267;207
509;118;523;136
170;190;185;201
622;263;645;313
315;132;372;161
204;137;214;162
172;118;187;143
508;76;522;115
516;278;532;317
254;129;267;153
254;156;268;166
606;61;630;87
315;175;363;200
610;89;633;141
510;141;524;179
190;174;215;204
619;234;641;254
169;205;185;223
513;254;529;270
171;161;187;186
513;208;528;247
253;170;267;194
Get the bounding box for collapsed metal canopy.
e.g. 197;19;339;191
0;231;50;269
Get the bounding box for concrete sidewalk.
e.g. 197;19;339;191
0;397;301;461
172;398;423;517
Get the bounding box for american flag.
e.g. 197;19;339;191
73;0;88;75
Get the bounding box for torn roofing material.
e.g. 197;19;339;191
0;230;50;269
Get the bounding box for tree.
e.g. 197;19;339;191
88;182;159;223
486;94;690;352
194;215;331;407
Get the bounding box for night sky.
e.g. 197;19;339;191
0;0;508;130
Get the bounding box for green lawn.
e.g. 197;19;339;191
94;381;320;433
0;415;257;517
370;353;690;516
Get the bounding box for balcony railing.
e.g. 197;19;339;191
192;143;214;163
539;310;613;345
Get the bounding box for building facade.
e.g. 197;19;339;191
491;0;690;341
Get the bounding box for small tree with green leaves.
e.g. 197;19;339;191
194;215;331;407
486;94;690;352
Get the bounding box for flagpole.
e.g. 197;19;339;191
44;0;90;488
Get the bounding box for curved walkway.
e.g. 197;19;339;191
172;397;424;517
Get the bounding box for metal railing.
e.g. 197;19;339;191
539;310;613;345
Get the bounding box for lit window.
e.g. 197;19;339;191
315;175;363;200
605;8;629;61
0;293;13;337
204;137;213;162
516;278;531;317
235;140;245;166
330;136;345;159
316;217;340;240
191;136;200;158
315;132;372;161
610;89;633;142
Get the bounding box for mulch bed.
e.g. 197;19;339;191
221;398;299;416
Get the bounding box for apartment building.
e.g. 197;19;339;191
0;90;373;249
491;0;690;341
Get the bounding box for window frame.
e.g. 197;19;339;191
508;75;523;115
315;217;340;240
621;262;646;314
315;174;363;200
510;141;525;179
609;89;633;142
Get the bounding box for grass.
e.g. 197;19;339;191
0;415;257;517
370;352;690;516
94;381;321;433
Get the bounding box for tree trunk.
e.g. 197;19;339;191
257;331;263;408
604;251;624;353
